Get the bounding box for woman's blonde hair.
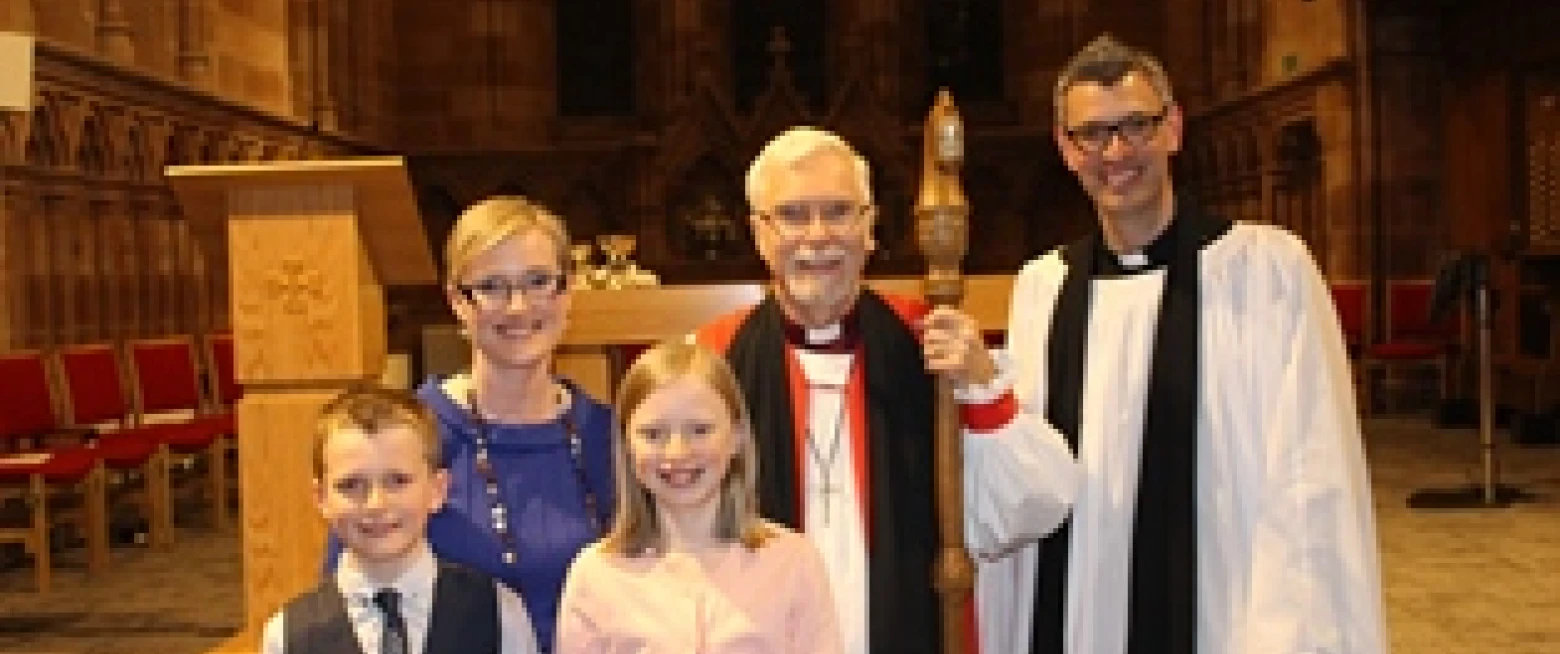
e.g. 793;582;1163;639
600;342;773;554
444;195;571;282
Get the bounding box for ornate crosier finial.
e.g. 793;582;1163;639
917;89;969;309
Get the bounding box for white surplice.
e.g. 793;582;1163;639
795;349;871;654
785;324;1080;654
966;223;1388;654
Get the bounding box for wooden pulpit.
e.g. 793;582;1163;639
167;158;437;649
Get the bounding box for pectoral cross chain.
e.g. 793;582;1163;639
806;386;849;526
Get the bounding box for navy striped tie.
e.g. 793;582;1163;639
372;589;407;654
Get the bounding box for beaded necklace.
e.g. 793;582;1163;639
466;386;604;565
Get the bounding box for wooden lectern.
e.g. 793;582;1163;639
167;158;437;649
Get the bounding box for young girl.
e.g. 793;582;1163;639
555;342;842;654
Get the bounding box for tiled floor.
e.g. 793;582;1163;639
0;417;1556;653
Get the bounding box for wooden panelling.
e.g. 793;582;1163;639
1526;75;1560;252
0;38;376;351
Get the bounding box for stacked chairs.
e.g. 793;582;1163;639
0;333;242;592
0;350;111;592
54;344;176;549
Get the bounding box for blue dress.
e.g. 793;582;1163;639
327;375;615;653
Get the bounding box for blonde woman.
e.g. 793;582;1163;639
555;343;842;654
326;196;614;654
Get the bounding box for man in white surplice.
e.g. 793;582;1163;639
695;127;1076;654
924;36;1389;654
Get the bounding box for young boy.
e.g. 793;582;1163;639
262;385;540;654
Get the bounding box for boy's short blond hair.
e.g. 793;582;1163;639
312;385;441;478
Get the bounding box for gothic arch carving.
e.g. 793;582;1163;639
48;93;91;172
145;118;174;182
165;125;199;167
78;114;109;178
197;130;223;164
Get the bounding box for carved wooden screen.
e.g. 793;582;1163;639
1526;74;1560;251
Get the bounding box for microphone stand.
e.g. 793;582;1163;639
1408;255;1536;509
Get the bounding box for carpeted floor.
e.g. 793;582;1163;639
0;416;1556;653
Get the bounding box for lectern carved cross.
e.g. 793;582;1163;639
267;256;326;316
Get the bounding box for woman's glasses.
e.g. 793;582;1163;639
455;271;567;310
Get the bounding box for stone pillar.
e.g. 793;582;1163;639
97;0;135;64
178;0;212;86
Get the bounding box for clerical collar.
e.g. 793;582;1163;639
1095;213;1181;277
782;308;860;353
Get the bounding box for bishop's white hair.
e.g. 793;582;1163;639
744;127;873;210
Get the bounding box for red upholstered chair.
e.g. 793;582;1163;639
1361;279;1459;414
0;350;111;591
127;337;235;529
54;343;175;548
1330;280;1368;358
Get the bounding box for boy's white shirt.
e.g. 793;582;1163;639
261;541;539;654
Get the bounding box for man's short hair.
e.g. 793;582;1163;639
312;385;441;477
1053;34;1176;123
744;127;872;210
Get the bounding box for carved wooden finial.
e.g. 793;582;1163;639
916;89;969;309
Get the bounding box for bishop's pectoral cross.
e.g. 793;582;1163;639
815;475;843;524
805;381;850;527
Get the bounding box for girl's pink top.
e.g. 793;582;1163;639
555;527;843;654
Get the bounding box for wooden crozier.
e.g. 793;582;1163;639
916;90;975;654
